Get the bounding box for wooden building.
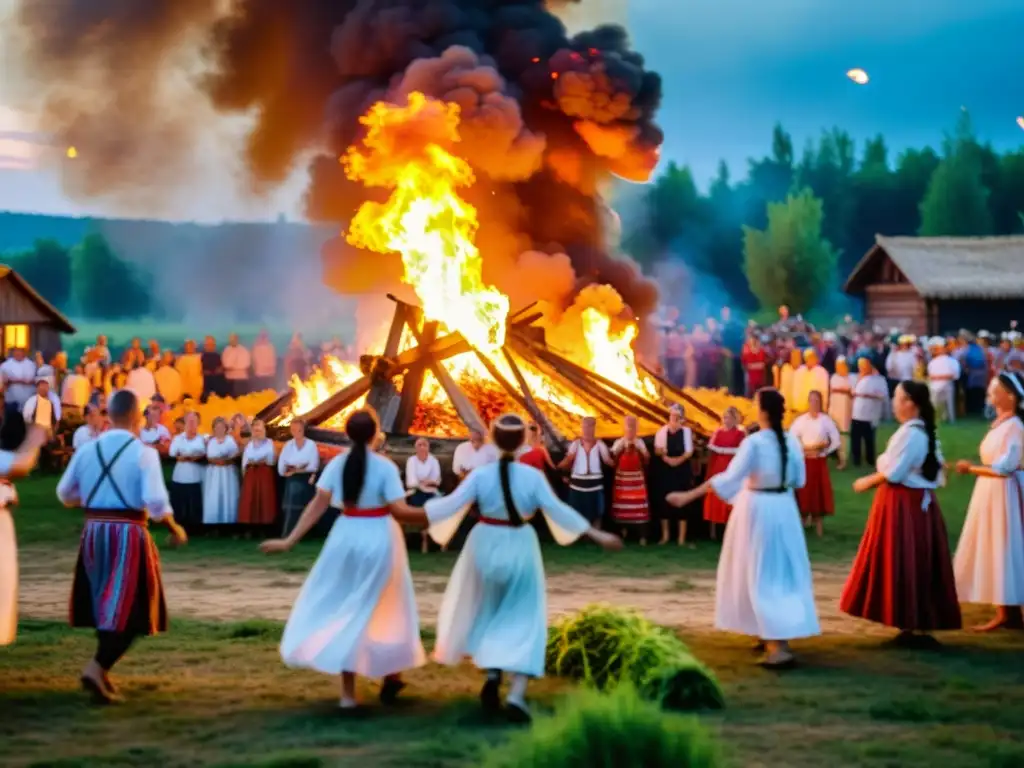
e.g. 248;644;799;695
844;235;1024;336
0;265;75;358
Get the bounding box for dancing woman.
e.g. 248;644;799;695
953;371;1024;631
391;414;622;722
666;388;819;668
839;380;961;643
261;409;425;710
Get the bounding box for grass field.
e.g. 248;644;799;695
2;420;1024;768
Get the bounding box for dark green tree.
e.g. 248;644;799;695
4;238;72;309
622;161;709;269
919;111;994;236
71;232;152;319
743;189;838;314
744;124;795;228
795;128;856;271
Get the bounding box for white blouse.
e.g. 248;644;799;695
877;419;945;489
168;433;207;484
139;424;171;446
242;438;276;470
654;425;693;455
789;413;841;457
206;435;239;462
979;417;1024;475
610;437;648;457
277;438;320;476
709;429;807;503
405;454;442;491
568;439;611;476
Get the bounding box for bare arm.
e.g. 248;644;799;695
390;499;428;526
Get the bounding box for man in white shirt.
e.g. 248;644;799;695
885;335;917;384
61;364;92;419
153;351;183;405
850;357;889;467
926;338;961;424
222;333;252;397
251;330;277;391
124;361;157;412
73;404;105;449
23;379;62;433
0;347;37;416
452;428;499;479
794;348;830;412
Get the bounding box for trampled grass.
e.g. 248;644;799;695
3;419;1023;767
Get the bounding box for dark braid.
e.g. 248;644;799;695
498;456;523;526
342;409;378;506
900;381;940;482
756;388;788;486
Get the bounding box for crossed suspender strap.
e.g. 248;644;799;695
84;437;136;509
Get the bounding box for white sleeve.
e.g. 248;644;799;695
709;437;756;503
684;428;693;454
452;444;468;475
140;447;172;520
405;457;416;489
789;415;806;446
610;438;625;455
56;449;84;506
21;398;32;421
653;427;668;453
823;417;841;455
429;456;442;484
989;424;1024;476
241;444;253;469
169;436;180;458
277;442;290;475
315;455;342;498
307;443;321;472
877;428;921;484
425;470;479;546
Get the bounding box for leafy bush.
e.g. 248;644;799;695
546;605;724;710
483;685;721;768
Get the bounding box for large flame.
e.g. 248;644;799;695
344;92;509;353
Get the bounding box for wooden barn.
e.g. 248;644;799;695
843;235;1024;336
0;265;75;358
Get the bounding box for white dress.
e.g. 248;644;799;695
954;416;1024;606
710;430;820;640
425;462;592;677
203;436;240;524
0;481;18;645
280;451;426;678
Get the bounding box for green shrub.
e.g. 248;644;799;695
546;605;724;710
483;686;721;768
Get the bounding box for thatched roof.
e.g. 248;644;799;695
844;235;1024;299
0;265;76;333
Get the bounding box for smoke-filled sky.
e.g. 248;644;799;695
0;0;1022;221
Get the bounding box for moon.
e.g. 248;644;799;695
846;68;869;85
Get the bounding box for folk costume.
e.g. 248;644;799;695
654;424;694;523
828;370;855;461
710;429;820;641
839;420;961;632
789;412;841;521
203;435;240;525
703;426;745;526
168;433;206;532
56;431;172;678
0;476;18;645
139;424;171;449
239;438;278;527
954;415;1024;609
278;437;321;536
927;351;961;424
279;451;425;679
566;439;611;524
424;457;592;714
609;437;650;528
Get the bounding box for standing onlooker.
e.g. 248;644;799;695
168;412;206;533
175;340;204;401
222;334;252;398
653;404;695;547
203;417;240;527
0;347;37;418
960;334;989;416
278;420;321;536
609;415;650;544
239;419;278;532
72;404;104;449
740;334;767;397
828;357;855;469
927;338;960;424
850;358;889;468
122;337;146;369
154;351;183;406
452;427;499;480
703;407;745;540
91;335;112;365
145;340;161;371
139;405;172;452
201;336;224;401
251;330;277;391
790;391;841;537
34;352;56;389
61;365;91;420
284;334;310;381
405;437;442;553
22;379;61;433
561;416;613;528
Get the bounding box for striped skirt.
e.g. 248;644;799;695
70;511;168;635
611;469;650;525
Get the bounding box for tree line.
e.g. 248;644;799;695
621;111;1024;317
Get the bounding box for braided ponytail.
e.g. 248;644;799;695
900;381;940;482
756;387;788;486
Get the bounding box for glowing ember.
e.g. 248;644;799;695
344;92;509;354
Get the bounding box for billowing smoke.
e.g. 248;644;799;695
10;0;664;325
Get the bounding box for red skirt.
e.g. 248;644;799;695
796;457;834;517
840;483;961;631
238;464;279;525
611;451;649;525
703;454;733;524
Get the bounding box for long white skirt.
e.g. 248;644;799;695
0;510;16;645
202;466;239;524
715;489;820;640
954;472;1024;606
280;515;426;678
434;523;548;678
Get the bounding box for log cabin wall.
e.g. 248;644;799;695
863;284;927;335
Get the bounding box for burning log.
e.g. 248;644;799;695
392;321;439;434
471;347;566;448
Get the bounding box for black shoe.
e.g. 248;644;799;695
379;677;406;706
480;677;501;712
505;699;532;724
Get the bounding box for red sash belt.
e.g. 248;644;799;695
84;508;147;525
343;506;389;518
478;516;526;527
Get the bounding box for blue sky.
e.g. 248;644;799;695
0;0;1022;220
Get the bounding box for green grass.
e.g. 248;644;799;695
4;420;1022;767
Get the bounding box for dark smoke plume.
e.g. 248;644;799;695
12;0;664;321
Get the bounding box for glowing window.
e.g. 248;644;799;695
3;324;29;354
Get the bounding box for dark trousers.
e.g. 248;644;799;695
965;386;986;416
850;419;876;467
96;630;136;671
